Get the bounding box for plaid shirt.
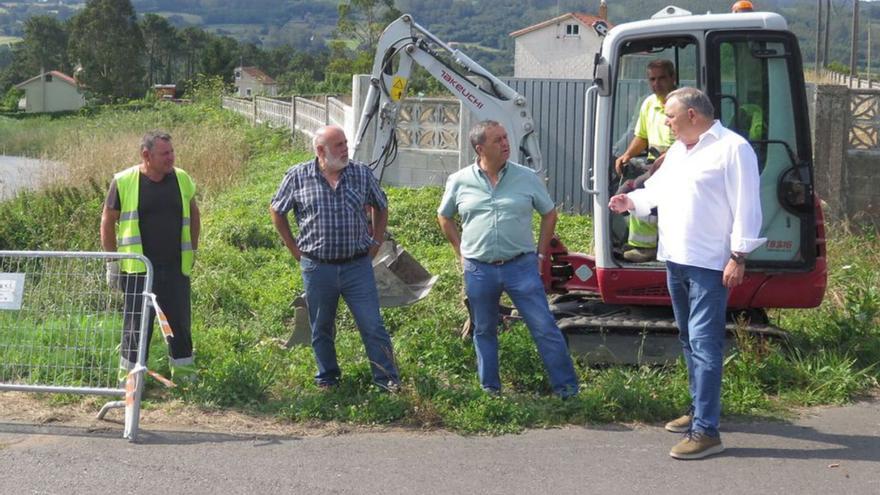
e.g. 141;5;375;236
271;158;387;260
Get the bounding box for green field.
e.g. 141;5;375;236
154;11;204;24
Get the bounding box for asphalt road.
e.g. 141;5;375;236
0;155;62;201
0;398;878;494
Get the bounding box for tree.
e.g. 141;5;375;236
329;0;400;79
68;0;146;102
140;14;178;87
179;26;207;80
199;35;239;81
0;16;70;93
337;0;401;54
21;16;70;74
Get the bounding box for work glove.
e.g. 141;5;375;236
105;261;120;289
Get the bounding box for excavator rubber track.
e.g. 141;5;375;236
547;292;788;365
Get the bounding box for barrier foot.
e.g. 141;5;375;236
97;400;125;420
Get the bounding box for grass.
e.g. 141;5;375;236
0;99;877;434
0;103;253;196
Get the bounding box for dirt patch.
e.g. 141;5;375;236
0;391;401;438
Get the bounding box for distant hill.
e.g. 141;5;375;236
1;0;877;76
128;0;880;75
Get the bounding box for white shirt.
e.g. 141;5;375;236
628;121;766;271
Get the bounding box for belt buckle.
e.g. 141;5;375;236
490;253;522;265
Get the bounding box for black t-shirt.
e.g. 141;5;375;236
106;171;183;266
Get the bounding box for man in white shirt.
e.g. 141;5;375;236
609;87;765;460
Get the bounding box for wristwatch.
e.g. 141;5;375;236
730;252;746;265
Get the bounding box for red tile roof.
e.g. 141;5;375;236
510;12;613;38
15;70;78;88
239;66;277;85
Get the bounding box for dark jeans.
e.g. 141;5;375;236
119;264;192;368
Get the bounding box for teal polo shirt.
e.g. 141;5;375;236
438;161;555;263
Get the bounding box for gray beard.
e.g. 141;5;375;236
324;155;348;172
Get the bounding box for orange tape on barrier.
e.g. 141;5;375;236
124;371;138;406
147;293;175;343
147;369;177;388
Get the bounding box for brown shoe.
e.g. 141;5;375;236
669;431;725;460
623;247;657;263
665;413;693;433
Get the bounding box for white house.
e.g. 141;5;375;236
15;70;86;113
234;66;278;98
511;7;611;80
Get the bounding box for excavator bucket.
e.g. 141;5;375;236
284;239;436;348
372;238;437;307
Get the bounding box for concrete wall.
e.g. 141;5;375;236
812;85;880;228
847;154;880;223
513;24;602;79
21;78;85;113
380;150;460;186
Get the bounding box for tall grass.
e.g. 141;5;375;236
0;101;877;433
1;103;252;196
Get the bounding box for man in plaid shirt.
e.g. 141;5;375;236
270;125;399;390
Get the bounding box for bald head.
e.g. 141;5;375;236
314;125;350;173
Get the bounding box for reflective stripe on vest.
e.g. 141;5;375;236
628;214;658;248
114;166;196;275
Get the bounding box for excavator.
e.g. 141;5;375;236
347;6;827;363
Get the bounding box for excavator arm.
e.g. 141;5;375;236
354;14;543;177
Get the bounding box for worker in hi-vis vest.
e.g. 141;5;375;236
614;59;677;263
100;130;200;384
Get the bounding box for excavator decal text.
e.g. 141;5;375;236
440;69;484;110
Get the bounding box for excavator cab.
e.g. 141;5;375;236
589;8;825;310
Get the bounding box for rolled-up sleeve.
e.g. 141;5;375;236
726;143;766;253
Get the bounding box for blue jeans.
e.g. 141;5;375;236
463;253;579;397
666;261;729;437
300;255;399;387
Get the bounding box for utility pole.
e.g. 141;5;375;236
823;0;830;70
816;0;823;77
851;0;860;80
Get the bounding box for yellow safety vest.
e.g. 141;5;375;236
115;166;195;275
628;214;658;248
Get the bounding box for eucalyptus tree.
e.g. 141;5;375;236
68;0;146;101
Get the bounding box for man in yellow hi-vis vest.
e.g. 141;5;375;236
614;59;677;263
100;131;201;383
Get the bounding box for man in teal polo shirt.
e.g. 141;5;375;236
614;59;677;263
437;120;579;398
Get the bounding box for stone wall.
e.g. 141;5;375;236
812;85;880;227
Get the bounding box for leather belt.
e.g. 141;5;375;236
487;252;529;265
305;252;368;265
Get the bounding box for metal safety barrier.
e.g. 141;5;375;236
0;251;154;441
